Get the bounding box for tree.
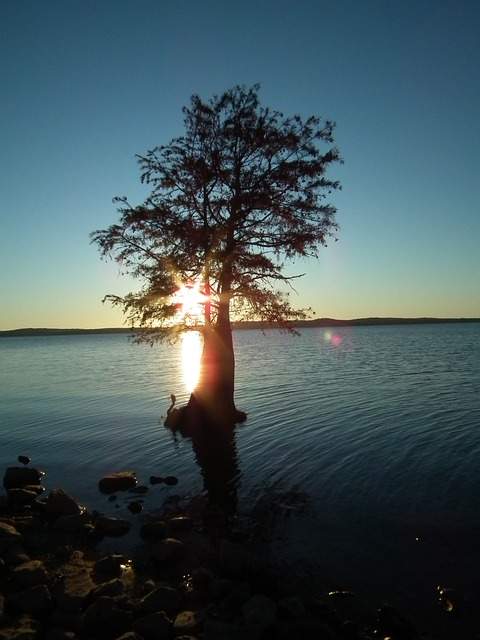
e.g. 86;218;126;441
91;85;341;426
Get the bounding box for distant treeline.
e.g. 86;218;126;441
1;317;479;337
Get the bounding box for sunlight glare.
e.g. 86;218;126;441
182;331;202;392
172;281;208;320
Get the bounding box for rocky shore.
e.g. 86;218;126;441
0;461;430;639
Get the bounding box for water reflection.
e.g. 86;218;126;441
181;331;202;392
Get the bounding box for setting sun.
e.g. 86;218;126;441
172;281;208;320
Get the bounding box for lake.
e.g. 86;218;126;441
1;324;480;634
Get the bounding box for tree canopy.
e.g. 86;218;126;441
91;85;342;342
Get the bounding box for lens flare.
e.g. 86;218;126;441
323;330;343;346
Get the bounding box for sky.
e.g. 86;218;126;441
1;0;479;329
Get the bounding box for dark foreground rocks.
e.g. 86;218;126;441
0;464;432;640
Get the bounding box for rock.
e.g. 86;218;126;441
149;476;163;485
174;611;203;635
3;467;44;490
127;501;142;514
140;520;166;540
0;521;22;550
377;604;416;639
98;472;137;494
133;612;172;640
54;567;95;612
327;589;355;599
94;555;126;579
23;485;44;495
12;560;48;588
95;516;131;537
5;546;30;567
113;634;143;640
164;476;178;486
242;595;277;630
218;540;254;577
278;596;306;618
151;538;185;564
49;609;83;633
139;585;182;615
11;515;42;533
191;567;214;593
45;630;77;640
7;489;38;506
203;617;243;639
0;558;6;577
45;489;82;517
0;615;41;640
91;579;125;599
0;593;4;620
54;513;91;533
167;516;193;534
129;485;148;495
18;456;31;466
9;584;52;615
82;596;133;638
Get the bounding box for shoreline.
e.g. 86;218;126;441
0;461;467;640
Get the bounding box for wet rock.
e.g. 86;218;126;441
0;615;41;640
54;513;91;533
3;467;44;490
278;595;306;618
91;579;125;600
174;611;203;635
327;589;355;599
133;611;172;640
95;516;131;537
94;555;126;579
18;456;31;466
140;520;166;540
98;472;137;494
151;538;185;564
12;516;42;534
5;546;30;567
129;485;148;495
54;566;95;612
437;585;460;613
164;476;178;486
377;604;416;639
127;501;142;515
242;595;277;630
149;476;163;485
113;634;143;640
45;630;77;640
139;585;182;615
167;516;194;534
0;521;22;551
12;560;48;588
23;485;44;495
82;596;133;638
7;489;38;506
9;584;53;615
45;489;82;517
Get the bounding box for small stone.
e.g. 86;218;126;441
45;489;82;517
149;476;163;485
3;467;44;490
151;538;185;564
242;595;277;630
9;584;52;615
139;585;182;615
18;456;31;465
12;560;48;588
174;610;202;634
94;555;126;579
91;579;125;599
95;516;131;537
98;472;137;494
164;476;178;486
83;596;133;638
127;501;142;514
167;516;193;533
140;520;166;540
134;612;172;640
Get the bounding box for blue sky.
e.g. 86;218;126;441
1;0;479;329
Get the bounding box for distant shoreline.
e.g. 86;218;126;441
1;317;479;337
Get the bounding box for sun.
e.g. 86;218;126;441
172;281;208;320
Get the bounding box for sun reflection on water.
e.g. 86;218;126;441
182;331;203;392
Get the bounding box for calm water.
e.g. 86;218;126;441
1;325;480;633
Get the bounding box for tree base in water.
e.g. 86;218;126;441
164;393;246;433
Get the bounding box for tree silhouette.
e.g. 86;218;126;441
91;85;341;424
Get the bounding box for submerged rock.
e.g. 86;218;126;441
98;472;137;494
18;455;31;466
149;476;164;485
127;501;142;515
164;476;178;486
